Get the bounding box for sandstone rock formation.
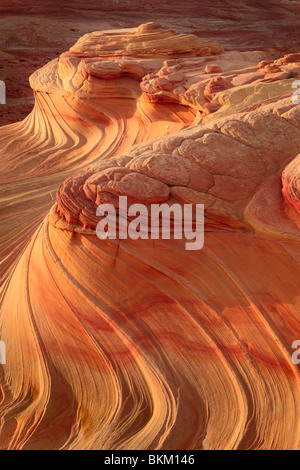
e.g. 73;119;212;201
1;0;300;126
0;21;299;450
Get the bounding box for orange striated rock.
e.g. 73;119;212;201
205;65;222;74
69;22;223;58
275;53;300;66
257;54;300;79
2;0;300;126
203;77;232;101
0;20;299;451
258;60;273;69
260;64;282;74
282;155;300;227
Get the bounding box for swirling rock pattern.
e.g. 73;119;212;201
0;21;299;450
2;0;300;126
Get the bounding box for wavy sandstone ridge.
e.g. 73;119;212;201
0;23;299;450
2;0;300;126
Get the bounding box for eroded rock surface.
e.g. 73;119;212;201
0;21;299;450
